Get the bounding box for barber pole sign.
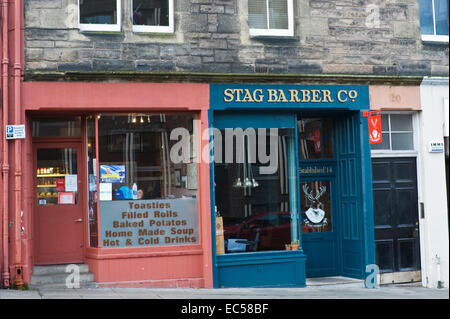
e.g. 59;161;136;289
363;111;382;144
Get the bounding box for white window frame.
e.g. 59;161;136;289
78;0;122;32
132;0;174;34
249;0;294;37
370;112;418;158
420;0;449;43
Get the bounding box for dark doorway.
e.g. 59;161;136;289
372;157;421;278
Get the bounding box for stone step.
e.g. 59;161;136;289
31;264;96;288
32;264;90;276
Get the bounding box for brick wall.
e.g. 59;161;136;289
24;0;449;77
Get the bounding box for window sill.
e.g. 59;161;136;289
79;25;122;33
249;29;294;38
132;26;174;34
421;34;449;44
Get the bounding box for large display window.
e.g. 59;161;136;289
214;128;300;254
87;113;200;248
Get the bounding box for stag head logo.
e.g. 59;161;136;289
302;184;327;224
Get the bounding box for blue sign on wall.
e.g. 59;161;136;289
210;84;370;111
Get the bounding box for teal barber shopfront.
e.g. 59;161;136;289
209;84;376;287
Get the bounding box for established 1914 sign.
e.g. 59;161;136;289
99;198;199;248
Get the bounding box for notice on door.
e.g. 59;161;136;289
99;198;199;248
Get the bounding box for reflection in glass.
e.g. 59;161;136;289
133;0;169;26
80;0;117;25
98;114;197;201
298;118;333;160
215;129;299;253
300;180;332;233
87;116;98;247
419;0;434;35
32;117;81;137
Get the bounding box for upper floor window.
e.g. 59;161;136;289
370;113;415;152
419;0;449;42
248;0;294;37
132;0;174;33
79;0;121;32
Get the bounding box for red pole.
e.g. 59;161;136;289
1;0;10;288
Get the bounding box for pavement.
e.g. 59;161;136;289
0;277;448;300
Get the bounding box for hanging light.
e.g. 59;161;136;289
243;177;252;188
140;116;144;123
252;178;259;188
131;115;137;123
233;177;242;188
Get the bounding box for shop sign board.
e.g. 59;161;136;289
99;198;199;248
5;124;26;139
210;84;370;111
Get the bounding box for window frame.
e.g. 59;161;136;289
132;0;174;34
248;0;294;37
420;0;449;43
78;0;122;32
370;112;418;157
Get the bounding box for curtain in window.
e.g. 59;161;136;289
269;0;288;29
248;0;288;30
248;0;268;29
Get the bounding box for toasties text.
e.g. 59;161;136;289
223;88;359;103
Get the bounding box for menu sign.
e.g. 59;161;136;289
99;198;198;248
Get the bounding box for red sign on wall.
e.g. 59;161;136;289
368;113;382;144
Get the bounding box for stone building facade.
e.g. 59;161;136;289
24;0;448;77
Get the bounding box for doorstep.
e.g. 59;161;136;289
306;276;364;286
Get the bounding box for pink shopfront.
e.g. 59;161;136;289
5;81;213;288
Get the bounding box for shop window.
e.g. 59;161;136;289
32;117;81;137
79;0;121;32
215;129;300;254
419;0;449;42
298;118;334;160
248;0;294;37
95;114;199;248
132;0;174;33
87;116;98;247
370;114;415;152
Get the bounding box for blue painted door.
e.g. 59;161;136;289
298;117;339;277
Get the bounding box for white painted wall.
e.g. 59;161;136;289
419;77;449;288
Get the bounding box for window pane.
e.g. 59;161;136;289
80;0;117;25
381;114;389;131
370;133;390;150
390;114;413;131
87;116;98;247
133;0;169;27
435;0;449;35
98;114;199;248
298;118;334;159
391;133;414;150
32;117;81;137
216;129;298;253
269;0;288;29
37;148;78;206
300;181;332;233
249;0;268;29
419;0;434;35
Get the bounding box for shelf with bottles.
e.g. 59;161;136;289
37;166;67;177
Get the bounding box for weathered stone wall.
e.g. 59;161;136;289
24;0;449;77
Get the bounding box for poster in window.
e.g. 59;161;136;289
58;192;75;204
100;165;125;183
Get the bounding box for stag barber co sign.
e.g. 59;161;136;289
99;199;199;248
211;84;369;110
